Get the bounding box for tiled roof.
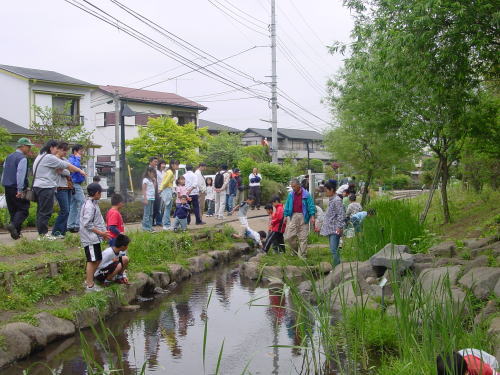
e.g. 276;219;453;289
244;127;323;141
99;85;207;110
0;116;35;135
0;64;95;86
245;127;273;138
199;119;242;133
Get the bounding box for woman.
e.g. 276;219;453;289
155;159;167;226
320;180;345;266
159;159;179;230
33;140;86;240
51;142;72;238
142;167;157;232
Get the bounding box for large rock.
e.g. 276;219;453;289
168;264;191;283
488;316;500;336
474;300;498;325
74;307;100;329
435;258;467;267
318;262;333;274
133;273;156;296
429;241;456;258
262;266;283;279
463;237;496;250
459;267;500;299
229;242;250;258
0;322;46;368
413;262;435;276
188;254;216;273
370;244;414;273
413;253;435;264
240;262;259;280
418;266;461;292
36;312;75;343
462;255;489;274
248;252;265;263
471;241;500;258
330;281;376;313
151;272;171;289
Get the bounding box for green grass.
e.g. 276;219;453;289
0;233;81;257
258;246;332;268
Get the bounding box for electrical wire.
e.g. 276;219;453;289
207;0;269;37
219;0;268;26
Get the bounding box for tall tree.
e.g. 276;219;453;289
201;132;243;168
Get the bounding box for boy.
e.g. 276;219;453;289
173;195;190;231
350;208;376;233
345;194;362;220
246;229;267;250
106;193;125;247
94;234;130;285
233;195;255;228
80;183;110;292
264;197;286;253
437;349;498;375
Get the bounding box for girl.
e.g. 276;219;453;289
159;159;179;230
320;180;345;266
175;176;189;204
155;159;167;226
142;167;157;232
205;177;215;217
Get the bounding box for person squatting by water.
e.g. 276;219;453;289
436;349;499;375
94;234;131;286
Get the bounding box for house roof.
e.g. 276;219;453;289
244;127;323;141
99;85;207;111
198;119;242;133
0;116;35;136
244;127;274;138
0;64;96;87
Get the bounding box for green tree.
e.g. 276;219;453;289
296;158;324;174
127;116;207;164
30;104;93;150
241;145;271;163
201;132;242;168
0;127;13;163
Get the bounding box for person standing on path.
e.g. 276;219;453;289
184;165;205;225
148;157;162;227
284;178;316;257
320;180;345;266
67;144;86;233
195;163;207;217
159;160;178;230
51;142;73;238
33;140;86;240
141;167;157;232
155;160;167;226
214;164;230;220
249;168;262;210
1;137;33;240
233;168;243;205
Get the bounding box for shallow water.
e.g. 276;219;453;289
4;263;311;375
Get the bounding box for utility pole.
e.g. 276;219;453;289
120;102;127;201
114;93;121;194
270;0;278;163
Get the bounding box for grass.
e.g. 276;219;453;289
259;246;332;268
0;233;81;257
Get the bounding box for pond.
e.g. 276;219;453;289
4;263;312;375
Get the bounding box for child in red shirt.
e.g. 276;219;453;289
263;196;286;253
106;194;125;247
437;349;498;375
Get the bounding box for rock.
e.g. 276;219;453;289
219;250;231;262
230;242;250;258
413;253;434;263
370;243;414;273
134;273;156;296
474;300;498;325
434;258;467;267
240;262;259;280
318;262;333;274
207;250;225;264
463;237;495;250
487;316;500;336
74;307;100;329
283;266;306;279
151;272;171;289
262;266;283;279
188;254;216;273
0;322;47;368
462;255;489;274
418;266;461;292
459;267;500;299
471;241;500;258
248;252;265;263
268;278;284;290
429;241;456;258
413;262;435;275
357;261;379;279
495;278;500;298
366;277;377;285
168;264;191;283
123;283;138;305
120;305;140;312
330;281;375;313
36;312;75;343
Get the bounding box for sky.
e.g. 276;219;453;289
0;0;354;132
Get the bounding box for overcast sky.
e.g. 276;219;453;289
1;0;353;132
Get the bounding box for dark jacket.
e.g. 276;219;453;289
1;150;28;190
228;177;237;196
174;203;190;219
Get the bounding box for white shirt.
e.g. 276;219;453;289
206;185;215;200
249;173;262;187
156;169;165;185
195;169;206;194
458;349;499;371
143;178;155;200
184;170;199;195
336;183;349;195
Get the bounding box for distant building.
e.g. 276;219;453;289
242;127;330;162
0;116;35;138
198;119;242;135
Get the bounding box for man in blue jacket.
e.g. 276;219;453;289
284;178;316;257
67;144;86;233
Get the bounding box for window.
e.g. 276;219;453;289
52;96;81;125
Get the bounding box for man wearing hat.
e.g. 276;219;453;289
1;137;34;240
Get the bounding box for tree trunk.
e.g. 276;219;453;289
420;158;441;224
440;156;451;224
361;170;373;207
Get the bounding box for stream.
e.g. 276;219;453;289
4;263;311;375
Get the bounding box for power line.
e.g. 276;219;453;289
207;0;269;37
212;0;267;30
219;0;268;26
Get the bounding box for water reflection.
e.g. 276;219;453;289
4;264;311;375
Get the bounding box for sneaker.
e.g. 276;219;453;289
162;226;172;231
38;234;57;241
6;223;20;240
103;279;113;287
85;283;103;292
52;233;65;240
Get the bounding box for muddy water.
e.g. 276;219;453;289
4;264;309;375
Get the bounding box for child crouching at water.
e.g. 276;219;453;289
94;234;130;285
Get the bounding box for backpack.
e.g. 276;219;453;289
214;172;225;189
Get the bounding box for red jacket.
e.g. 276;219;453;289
270;204;286;233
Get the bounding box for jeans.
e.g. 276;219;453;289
142;200;154;231
52;189;71;235
153;192;161;226
226;194;235;213
4;186;30;234
67;183;84;229
189;194;202;224
215;191;226;218
249;186;261;208
206;199;215;215
173;217;187;231
33;187;56;235
329;233;341;266
161;188;173;227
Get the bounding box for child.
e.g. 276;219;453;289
342;190;350;211
233;195;255;229
94;234;130;286
246;229;267;250
265;203;274;230
351;208;376;233
173;195;190;231
142;167;157;232
106;193;125;247
205;177;215;217
345;194;362;220
320;180;345;267
264;197;286;253
175;176;189;204
93;175;101;184
437;349;498;375
80;183;110;292
226;172;237;215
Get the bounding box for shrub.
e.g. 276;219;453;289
260;179;287;204
258;162;294;185
0;204;58;229
383;174;412;190
98;200;145;223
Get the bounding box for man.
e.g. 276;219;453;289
195;163;207;217
148;157;162;226
1;137;33;240
184;165;205;225
67;144;86;233
214;164;230;220
284;178;316;257
249;167;262;210
233;168;243;205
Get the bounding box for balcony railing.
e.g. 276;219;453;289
53;114;84;126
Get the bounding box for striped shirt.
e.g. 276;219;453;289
320;195;345;236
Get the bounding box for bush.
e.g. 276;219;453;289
260;179;287;204
98;200;144;223
383;174;412;189
296;158;324;174
0;204;58;229
258;162;294;185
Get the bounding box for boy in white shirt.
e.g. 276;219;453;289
94;234;130;285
